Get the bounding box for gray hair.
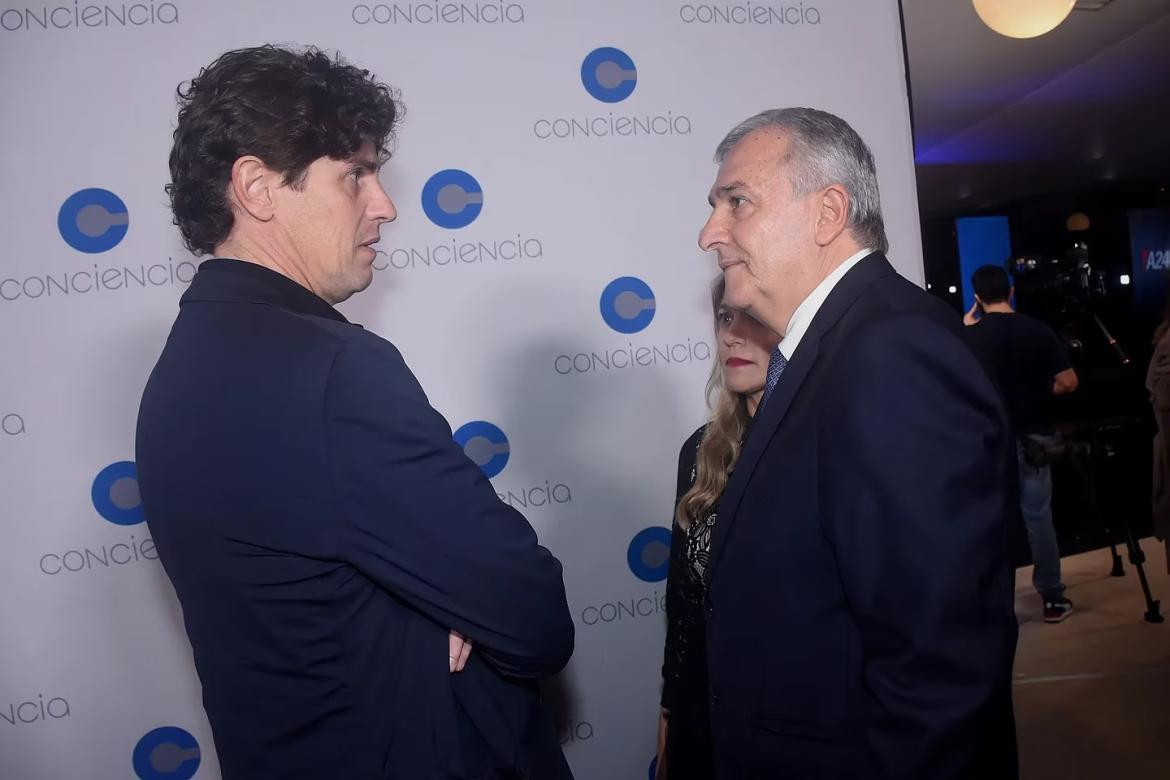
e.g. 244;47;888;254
714;108;888;255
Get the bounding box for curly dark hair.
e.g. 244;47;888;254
166;45;402;255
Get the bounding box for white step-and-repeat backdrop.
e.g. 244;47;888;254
0;1;922;777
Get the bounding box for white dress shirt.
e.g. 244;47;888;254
778;247;874;361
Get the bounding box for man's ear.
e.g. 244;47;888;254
812;184;850;247
227;156;277;222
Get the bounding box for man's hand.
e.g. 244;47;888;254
449;630;472;673
963;301;981;326
1052;367;1079;395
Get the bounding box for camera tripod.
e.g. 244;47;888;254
1057;315;1164;623
1064;428;1163;623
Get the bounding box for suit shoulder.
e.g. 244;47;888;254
839;274;966;344
294;313;380;349
242;313;410;391
831;283;983;378
322;324;413;382
876;273;962;322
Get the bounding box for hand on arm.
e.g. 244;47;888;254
325;338;574;678
449;629;473;673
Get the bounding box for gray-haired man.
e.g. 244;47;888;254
695;108;1019;778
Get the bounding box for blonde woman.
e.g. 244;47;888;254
655;276;781;780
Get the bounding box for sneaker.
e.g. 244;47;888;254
1043;597;1074;623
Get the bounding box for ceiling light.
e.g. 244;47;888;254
972;0;1076;39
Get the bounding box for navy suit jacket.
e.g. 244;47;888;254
136;259;575;779
705;254;1019;779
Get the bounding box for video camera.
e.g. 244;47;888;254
1008;240;1103;328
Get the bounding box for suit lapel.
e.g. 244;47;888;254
706;338;817;581
706;253;896;583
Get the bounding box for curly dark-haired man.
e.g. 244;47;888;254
136;45;574;780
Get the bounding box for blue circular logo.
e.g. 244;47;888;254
581;47;637;103
453;421;511;479
133;726;201;780
92;461;144;526
600;276;656;334
627;526;671;583
421;169;483;229
58;188;129;253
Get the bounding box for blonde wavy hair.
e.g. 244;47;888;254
675;276;753;530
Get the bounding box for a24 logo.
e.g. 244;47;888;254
1142;248;1170;271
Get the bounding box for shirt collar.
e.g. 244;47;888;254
778;247;872;360
180;258;349;324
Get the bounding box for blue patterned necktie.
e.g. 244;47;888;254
759;348;788;409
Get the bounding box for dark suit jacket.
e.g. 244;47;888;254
704;254;1019;779
136;259;575;780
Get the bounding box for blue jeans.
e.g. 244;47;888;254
1017;440;1065;602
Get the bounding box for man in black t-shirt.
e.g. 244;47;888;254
965;265;1079;622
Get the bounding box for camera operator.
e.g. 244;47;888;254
965;265;1079;622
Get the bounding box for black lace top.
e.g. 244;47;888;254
660;425;715;716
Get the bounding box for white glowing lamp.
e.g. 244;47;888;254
972;0;1076;39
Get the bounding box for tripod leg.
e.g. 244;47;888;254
1094;461;1125;576
1109;542;1126;576
1122;529;1164;623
